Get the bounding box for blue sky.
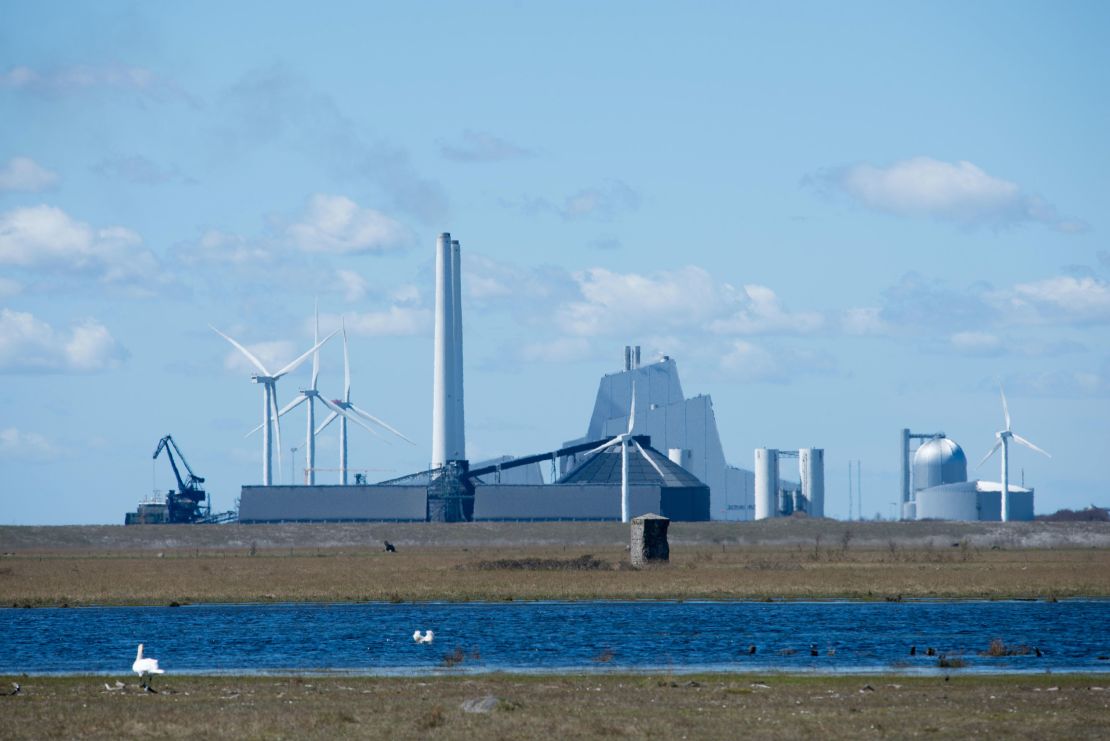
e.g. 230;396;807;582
2;1;1108;523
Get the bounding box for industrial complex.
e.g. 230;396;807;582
133;231;1051;525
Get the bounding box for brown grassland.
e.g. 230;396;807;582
2;521;1109;606
2;674;1108;740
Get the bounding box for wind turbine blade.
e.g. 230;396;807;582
627;382;637;435
210;326;271;376
271;385;283;479
349;404;415;445
311;299;320;391
342;320;351;402
586;435;624;457
316;410;339;436
319;397;387;442
1000;385;1011;431
245;421;264;438
977;439;1002;468
632;438;668;481
1012;433;1051;458
274;329;339;379
276;394;307;418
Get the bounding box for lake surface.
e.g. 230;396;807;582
2;600;1109;676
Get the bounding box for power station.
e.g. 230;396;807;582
218;231;1049;525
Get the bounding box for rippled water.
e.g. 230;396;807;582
2;600;1108;676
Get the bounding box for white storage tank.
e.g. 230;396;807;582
798;448;824;517
754;448;779;520
913;437;967;493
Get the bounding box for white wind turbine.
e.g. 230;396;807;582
583;382;669;523
249;303;327;484
977;385;1051;522
212;325;337;486
315;321;415;484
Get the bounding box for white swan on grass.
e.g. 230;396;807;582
132;643;164;690
413;630;434;644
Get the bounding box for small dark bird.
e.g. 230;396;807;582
926;647;937;656
910;646;917;656
1035;647;1043;657
810;644;819;657
748;645;757;655
384;541;396;553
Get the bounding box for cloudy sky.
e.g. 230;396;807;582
2;1;1108;523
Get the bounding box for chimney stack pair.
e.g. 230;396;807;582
623;345;642;371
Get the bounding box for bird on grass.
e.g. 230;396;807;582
384;541;396;553
132;643;164;691
413;630;434;644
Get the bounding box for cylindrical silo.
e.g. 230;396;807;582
754;448;779;520
798;448;824;518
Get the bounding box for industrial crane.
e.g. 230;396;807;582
152;435;210;523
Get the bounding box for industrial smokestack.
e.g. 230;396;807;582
432;233;454;469
634;345;641;368
624;346;632;371
450;238;465;462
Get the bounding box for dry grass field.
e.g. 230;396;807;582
1;673;1107;740
2;521;1109;605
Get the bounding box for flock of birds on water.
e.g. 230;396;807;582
110;634;1050;692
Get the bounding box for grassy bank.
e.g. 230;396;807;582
1;673;1107;739
3;542;1109;606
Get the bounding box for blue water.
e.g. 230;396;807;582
2;600;1109;676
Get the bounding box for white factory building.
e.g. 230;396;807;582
561;347;757;520
903;435;1034;521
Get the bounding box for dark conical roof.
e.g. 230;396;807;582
559;441;705;487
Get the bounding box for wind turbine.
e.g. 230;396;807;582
211;325;337;486
977;385;1051;521
315;320;415;484
583;383;669;522
249;303;326;484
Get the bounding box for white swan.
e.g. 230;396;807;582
132;643;164;689
412;630;434;644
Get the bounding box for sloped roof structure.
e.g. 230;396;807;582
559;441;706;488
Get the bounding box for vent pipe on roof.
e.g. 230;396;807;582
624;345;632;371
634;345;641;368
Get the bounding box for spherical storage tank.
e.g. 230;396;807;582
913;437;967;492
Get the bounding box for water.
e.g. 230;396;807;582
2;600;1108;676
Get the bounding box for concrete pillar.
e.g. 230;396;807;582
630;513;670;568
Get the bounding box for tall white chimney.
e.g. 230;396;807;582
431;233;454;468
450;238;466;461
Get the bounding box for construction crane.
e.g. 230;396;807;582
151;435;210;523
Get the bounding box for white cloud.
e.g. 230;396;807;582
557;266;823;337
463;254;575;306
320;307;432;337
517;337;593;364
708;284;825;334
0;427;59;461
514;180;641;221
1008;276;1110;323
0;277;21;298
841;307;890;336
0;309;127;373
173;229;272;266
0;205;165;290
718;340;836;383
0;63;191;104
287;194;409;254
812;157;1083;232
91;154;193;185
439;130;532;162
0;157;59;191
950;331;1003;356
336;269;369;302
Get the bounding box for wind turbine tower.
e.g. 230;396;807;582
978;386;1050;521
